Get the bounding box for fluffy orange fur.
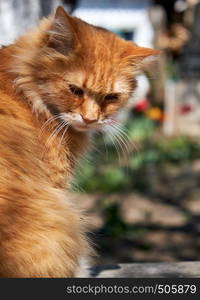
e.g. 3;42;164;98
0;7;159;277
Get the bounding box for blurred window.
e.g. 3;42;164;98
74;0;154;47
116;30;135;41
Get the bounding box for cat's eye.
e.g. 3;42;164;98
104;93;119;101
69;84;84;97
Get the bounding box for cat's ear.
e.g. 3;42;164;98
123;43;161;74
47;6;78;55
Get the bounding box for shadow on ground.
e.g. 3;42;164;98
72;161;200;265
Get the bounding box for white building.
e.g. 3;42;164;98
73;0;154;48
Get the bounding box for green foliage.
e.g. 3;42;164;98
101;202;128;237
131;136;200;169
76;164;127;193
100;200;149;240
166;61;180;81
126;116;156;141
157;136;200;163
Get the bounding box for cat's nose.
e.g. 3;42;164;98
81;115;97;124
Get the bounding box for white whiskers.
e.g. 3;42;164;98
39;113;70;159
46;120;69;147
102;119;136;167
40;114;62;137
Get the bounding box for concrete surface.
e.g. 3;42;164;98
88;262;200;278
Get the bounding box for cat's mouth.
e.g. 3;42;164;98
72;122;101;132
73;123;90;131
60;113;105;132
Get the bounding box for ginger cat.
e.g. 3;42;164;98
0;6;159;277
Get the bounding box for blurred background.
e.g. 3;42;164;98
2;0;200;264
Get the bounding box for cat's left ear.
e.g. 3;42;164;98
47;6;78;55
123;43;161;74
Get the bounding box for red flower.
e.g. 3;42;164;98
180;104;193;114
134;99;150;112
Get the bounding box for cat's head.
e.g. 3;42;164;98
13;6;159;133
